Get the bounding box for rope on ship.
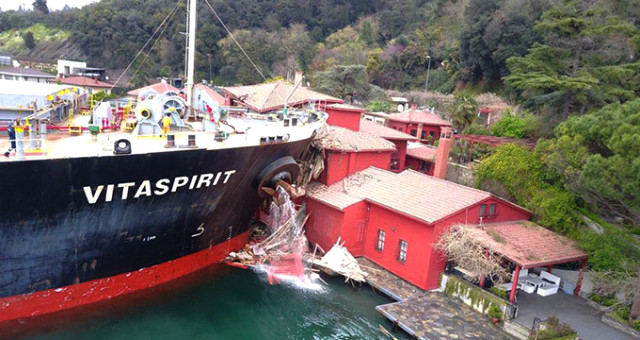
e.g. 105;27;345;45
109;0;184;92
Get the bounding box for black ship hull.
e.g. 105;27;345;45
0;137;311;321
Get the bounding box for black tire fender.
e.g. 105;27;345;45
254;156;300;198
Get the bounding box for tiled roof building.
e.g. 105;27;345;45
127;81;180;98
387;106;452;145
304;166;533;290
223;81;342;113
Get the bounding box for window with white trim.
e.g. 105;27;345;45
376;229;385;251
398;240;408;262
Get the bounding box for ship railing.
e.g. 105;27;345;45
1;135;48;160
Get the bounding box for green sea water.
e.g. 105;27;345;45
12;265;409;340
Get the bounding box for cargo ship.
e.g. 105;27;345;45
0;0;326;322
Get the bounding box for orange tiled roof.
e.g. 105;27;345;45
194;83;225;106
388;107;452;126
127;81;180;97
462;221;588;268
58;76;114;88
223;81;342;113
406;142;438;161
359;119;416;140
318;126;397;152
307;167;494;223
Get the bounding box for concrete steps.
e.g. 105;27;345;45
503;321;530;340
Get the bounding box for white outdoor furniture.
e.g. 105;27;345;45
521;281;537;294
499;268;532;292
536;271;561;296
524;276;544;293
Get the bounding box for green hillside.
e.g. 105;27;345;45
0;23;70;55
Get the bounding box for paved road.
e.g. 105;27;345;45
516;292;635;340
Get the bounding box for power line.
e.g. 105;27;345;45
125;1;182;88
110;0;183;92
203;0;267;82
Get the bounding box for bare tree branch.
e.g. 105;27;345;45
435;224;510;285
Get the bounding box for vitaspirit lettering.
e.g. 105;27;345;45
82;171;237;204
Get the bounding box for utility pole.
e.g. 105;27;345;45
207;53;212;82
424;55;431;94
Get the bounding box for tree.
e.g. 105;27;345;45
359;20;374;47
538;99;640;225
32;0;49;14
23;31;35;49
505;1;640;120
451;92;477;131
458;0;501;83
311;65;370;102
218;29;275;84
365;48;383;79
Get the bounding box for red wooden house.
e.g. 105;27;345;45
317;126;396;186
359;119;416;172
324;104;365;131
222;81;342;113
305;167;532;290
387;106;451;144
405;142;438;175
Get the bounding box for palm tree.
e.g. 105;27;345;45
452;92;478;131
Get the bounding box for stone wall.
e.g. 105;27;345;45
445;162;476;187
441;274;516;320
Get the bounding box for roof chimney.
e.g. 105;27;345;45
433;127;452;179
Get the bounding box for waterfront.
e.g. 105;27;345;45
7;264;409;340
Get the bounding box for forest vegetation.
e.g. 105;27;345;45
2;0;640;323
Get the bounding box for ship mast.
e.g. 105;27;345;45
185;0;197;116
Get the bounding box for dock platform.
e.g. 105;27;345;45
358;258;513;340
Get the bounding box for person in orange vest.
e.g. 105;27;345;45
162;113;172;135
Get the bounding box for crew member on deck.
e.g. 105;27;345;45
162;113;172;135
4;118;20;157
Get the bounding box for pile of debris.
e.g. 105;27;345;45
227;130;368;286
309;238;367;285
226;187;314;282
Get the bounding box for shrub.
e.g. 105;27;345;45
590;293;618;307
462;123;491;135
489;286;508;300
532;315;576;340
366;100;389;112
577;231;640;273
491;110;538;138
476;144;580;234
488;304;503;319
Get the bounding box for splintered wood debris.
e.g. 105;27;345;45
311;238;367;284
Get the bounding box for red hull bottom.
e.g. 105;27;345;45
0;232;248;323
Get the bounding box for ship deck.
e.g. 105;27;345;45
0;116;324;162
